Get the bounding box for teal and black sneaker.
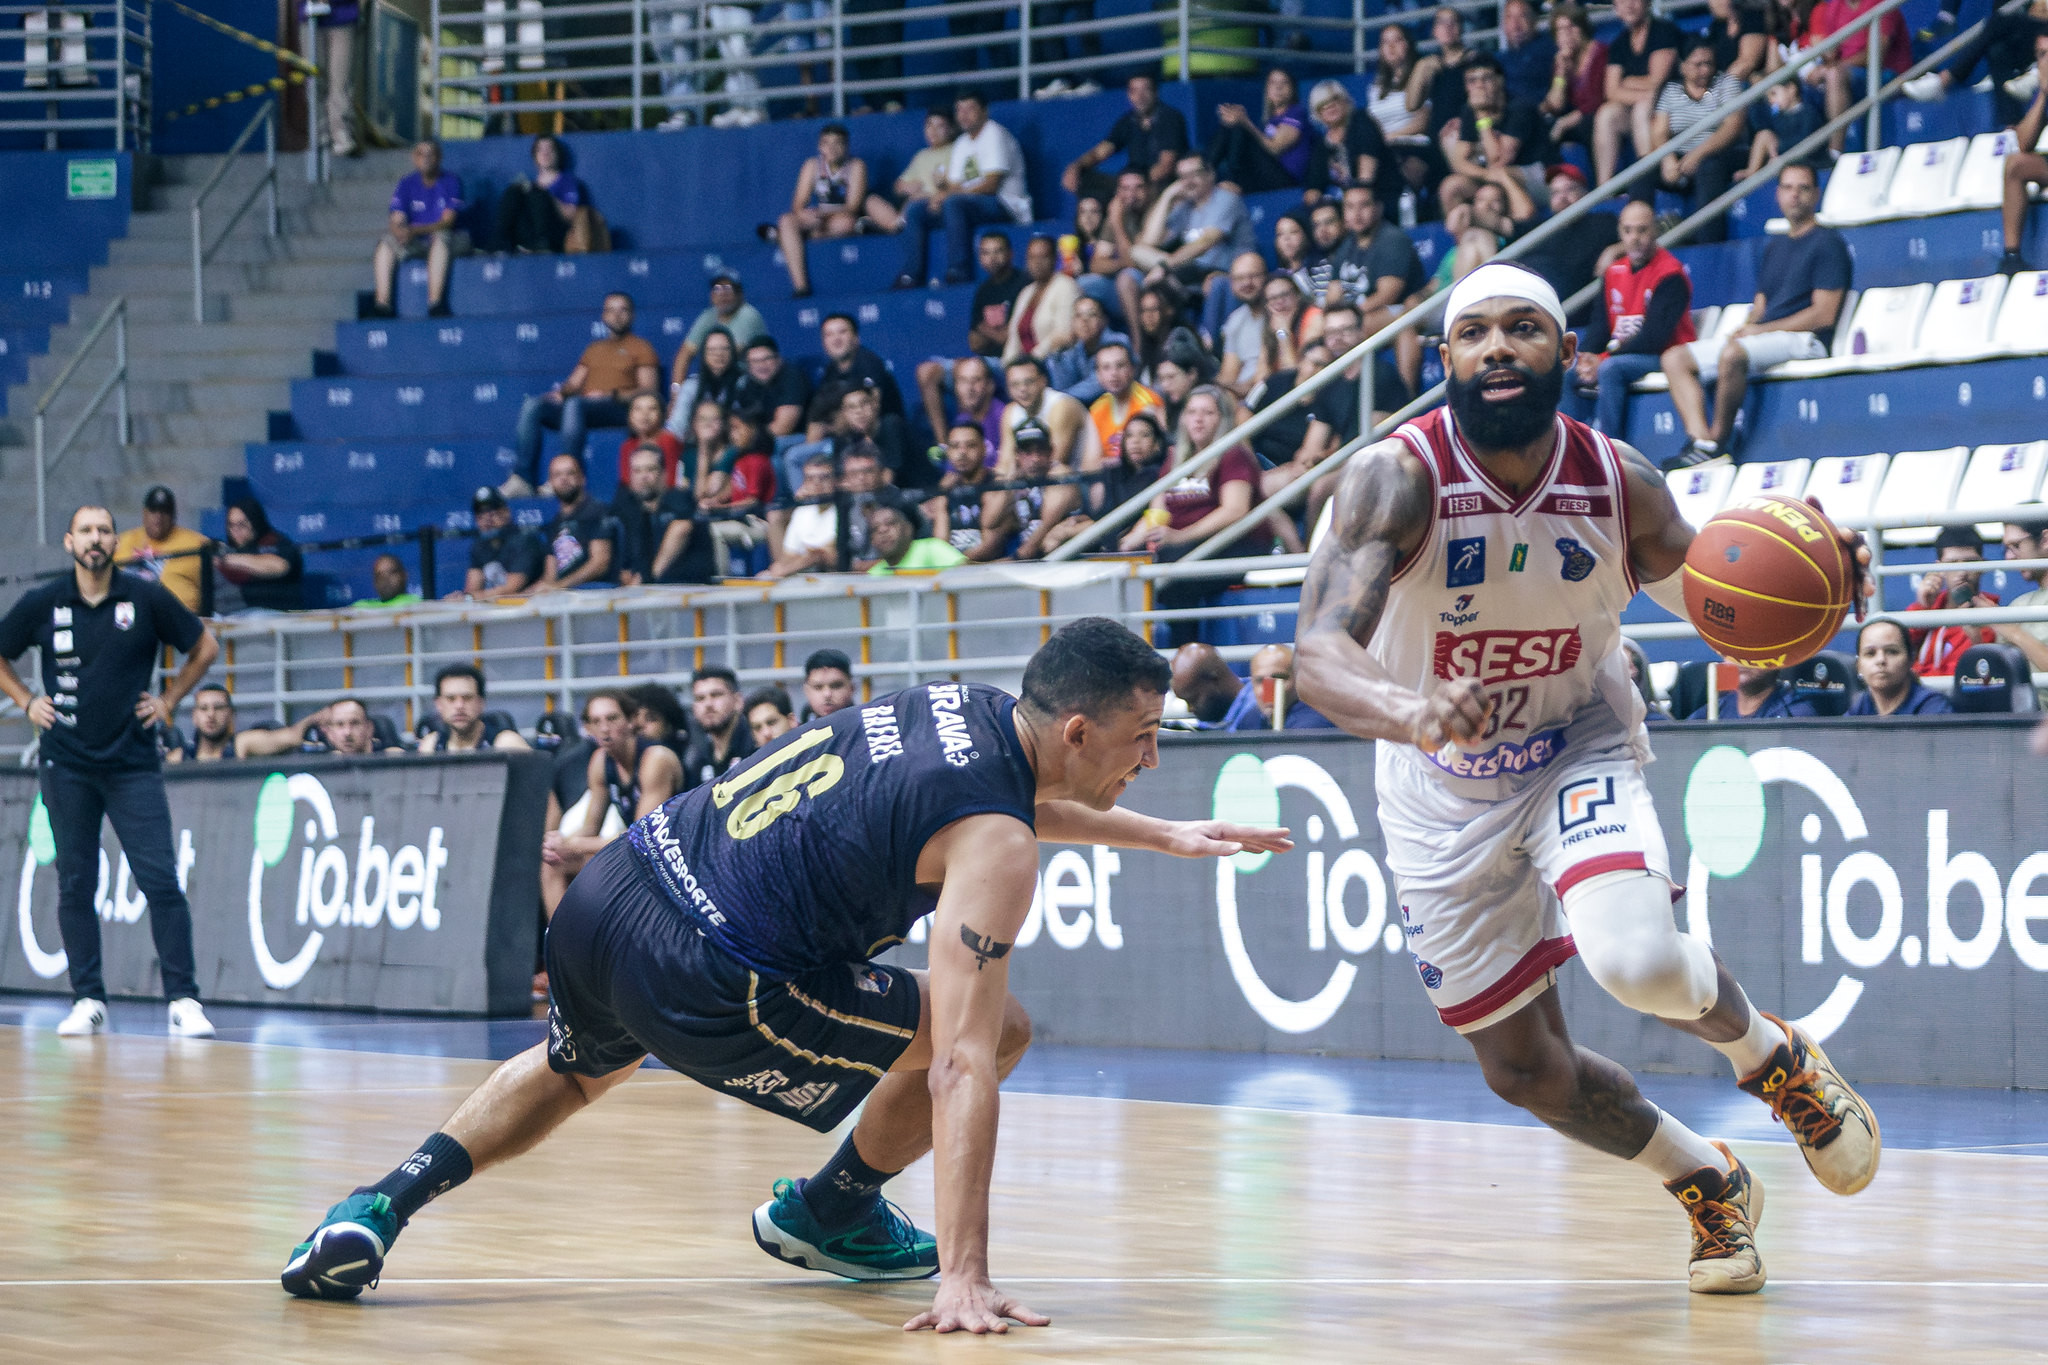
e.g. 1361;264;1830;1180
750;1177;938;1281
280;1192;403;1300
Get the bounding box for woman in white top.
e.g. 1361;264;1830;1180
1645;39;1750;242
1368;23;1425;136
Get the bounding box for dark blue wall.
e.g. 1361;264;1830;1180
152;0;283;156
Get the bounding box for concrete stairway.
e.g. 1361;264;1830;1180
0;147;411;580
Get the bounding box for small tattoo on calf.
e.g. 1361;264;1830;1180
959;925;1013;971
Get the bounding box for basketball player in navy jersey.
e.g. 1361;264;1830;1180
283;618;1289;1334
1295;262;1878;1294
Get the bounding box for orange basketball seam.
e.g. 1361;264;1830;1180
1693;515;1840;602
1682;566;1850;612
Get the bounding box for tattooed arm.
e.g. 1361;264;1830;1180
1293;439;1493;747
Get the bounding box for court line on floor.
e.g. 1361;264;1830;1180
8;1276;2048;1289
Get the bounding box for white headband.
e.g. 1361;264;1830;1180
1444;262;1568;335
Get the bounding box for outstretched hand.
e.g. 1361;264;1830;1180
1159;820;1294;859
904;1278;1050;1335
1805;494;1874;620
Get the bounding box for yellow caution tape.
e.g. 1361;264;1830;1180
161;72;310;123
163;0;320;76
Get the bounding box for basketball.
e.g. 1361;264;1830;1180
1681;495;1854;669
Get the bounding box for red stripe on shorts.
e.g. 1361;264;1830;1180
1554;852;1649;899
1437;934;1579;1030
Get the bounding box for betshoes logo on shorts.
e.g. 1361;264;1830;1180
1209;753;1399;1033
1681;744;2048;1043
246;772;449;990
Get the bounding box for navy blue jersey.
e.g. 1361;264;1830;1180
625;681;1037;978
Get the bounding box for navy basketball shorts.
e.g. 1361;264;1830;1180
543;839;922;1133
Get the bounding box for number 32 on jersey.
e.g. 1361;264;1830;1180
711;727;845;839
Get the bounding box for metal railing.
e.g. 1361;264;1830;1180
32;295;128;545
190;100;280;324
0;0;151;150
1049;0;1963;564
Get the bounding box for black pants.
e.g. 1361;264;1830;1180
495;183;567;253
1207;122;1302;193
41;761;198;1003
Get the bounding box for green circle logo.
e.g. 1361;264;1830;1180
27;794;54;866
253;772;295;867
1683;745;1766;878
1212;753;1279;873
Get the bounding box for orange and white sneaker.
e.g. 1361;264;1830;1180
1665;1141;1766;1295
1737;1013;1880;1196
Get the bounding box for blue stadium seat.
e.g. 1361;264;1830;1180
1787;650;1858;716
1951;642;2039;713
287;373;552;441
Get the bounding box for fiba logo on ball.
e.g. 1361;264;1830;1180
1681;495;1852;669
248;773;450;990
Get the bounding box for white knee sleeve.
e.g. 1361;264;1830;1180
1562;870;1718;1020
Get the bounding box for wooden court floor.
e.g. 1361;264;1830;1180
3;1029;2046;1364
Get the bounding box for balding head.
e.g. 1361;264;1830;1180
1617;200;1658;267
1171;643;1243;725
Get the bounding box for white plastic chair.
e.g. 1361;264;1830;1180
1873;446;1970;545
1990;271;2048;356
1730;459;1813;503
1881;138;1969;216
1801;453;1890;529
1816;145;1901;226
1953;441;2048;519
1918;275;2008;361
1665;462;1736;530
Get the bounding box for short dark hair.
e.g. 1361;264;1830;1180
693;664;740;692
840;440;882;466
68;504;115;533
955;90;987;109
195;683;233;706
1177;151;1216;175
1020;617;1172;720
1094;339;1133;364
821;122;850;140
1857;616;1910;652
1779;161;1820;187
869;489;930;539
627;681;689;734
806;648;853;677
1005;355;1049;378
1682;35;1719;63
822;311;859;334
1462;53;1505;79
745;334;780;356
1935;524;1985;555
744;685;794;718
434;662;487;697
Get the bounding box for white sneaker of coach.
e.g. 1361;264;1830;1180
167;998;216;1038
56;999;106;1036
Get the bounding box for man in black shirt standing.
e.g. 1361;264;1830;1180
532;454;618;593
1061;73;1191;202
0;505;221;1037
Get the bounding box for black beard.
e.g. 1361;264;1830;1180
1446;358;1564;451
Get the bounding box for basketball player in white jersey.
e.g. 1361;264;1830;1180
1295;262;1879;1294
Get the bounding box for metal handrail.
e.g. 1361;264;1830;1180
32;296;129;545
1047;0;1924;562
191;100;279;324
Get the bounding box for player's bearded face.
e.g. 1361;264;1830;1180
1446;348;1564;451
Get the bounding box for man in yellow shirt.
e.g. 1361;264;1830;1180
114;486;209;613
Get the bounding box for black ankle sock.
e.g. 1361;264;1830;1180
367;1132;474;1222
801;1134;899;1229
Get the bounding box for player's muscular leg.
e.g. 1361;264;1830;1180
851;973;1033;1172
1466;988;1660;1160
439;1043;645;1173
1564;870;1749;1043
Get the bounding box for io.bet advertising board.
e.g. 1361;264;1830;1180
895;721;2048;1087
0;753;552;1015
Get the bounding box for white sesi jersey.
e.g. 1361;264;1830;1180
1369;405;1650;803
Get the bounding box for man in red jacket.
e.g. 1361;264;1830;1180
1570;200;1694;436
1908;525;2000;677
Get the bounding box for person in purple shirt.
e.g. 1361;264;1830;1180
1848;617;1955;716
1686;666;1820;720
1208;68;1311;193
494;133;601;254
368;139;472;319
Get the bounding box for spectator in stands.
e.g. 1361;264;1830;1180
732;336;810;440
308;698;408;755
1214;252;1270;398
1746;71;1828;179
1270;211;1318;295
613;443;714;586
1592;0;1682;185
814;379;920;488
1132;153;1255;295
627;682;689;758
1572;200;1696;435
818;312;906;420
115;485;207;613
1088;170;1154;328
766;452;840;578
1132;284;1182;384
839;442;889;564
351;554;420;609
1704;0;1769;83
1542;6;1609;155
681;399;732;498
1121;386;1266;646
416;663;533;753
531;454;618;592
1148;330;1214;434
776;123;870;299
1906;3;2046;127
1004;236;1080;369
667;273;768;420
1513;164;1622;312
866;492;967;574
1169;641;1245;725
973;420;1085;562
1435;179;1523;286
1642;39;1749;242
1909;525;2002;677
1809;0;1912;156
1049;295;1129;402
679;327;745;422
162;684;236;764
1267;304;1382;542
213;496;304;615
892;92;1032;290
1439;55;1552;215
509;291;659;497
1088;342;1163;476
911;237;1019;438
368;139;469;320
1251;274;1322;386
1997;518;2048;672
1366;23;1425;140
1324;185;1426;391
746;685;795;746
1687;667;1819;719
618;391;684;488
1100;408;1171;513
1304;81;1390;212
1413;6;1480;141
1219;643;1337;731
1064;73;1192;200
1850;617;1955;715
1996;40;2048;276
914;355;1002;471
999;356;1101;476
547;687;681;879
865;108;957;234
1207;68;1310;194
1497;0;1559;106
681;665;756;787
1245;340;1329;469
927;417;1002;554
1661;163;1848;466
453;487;543;601
803;648;855;717
495;134;605;255
699;403;778;514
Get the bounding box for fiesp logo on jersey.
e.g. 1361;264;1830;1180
1209;753;1399;1032
15;794;198;979
248;773;449;990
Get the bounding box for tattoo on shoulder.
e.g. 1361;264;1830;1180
1298;440;1431;648
960;924;1013;972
